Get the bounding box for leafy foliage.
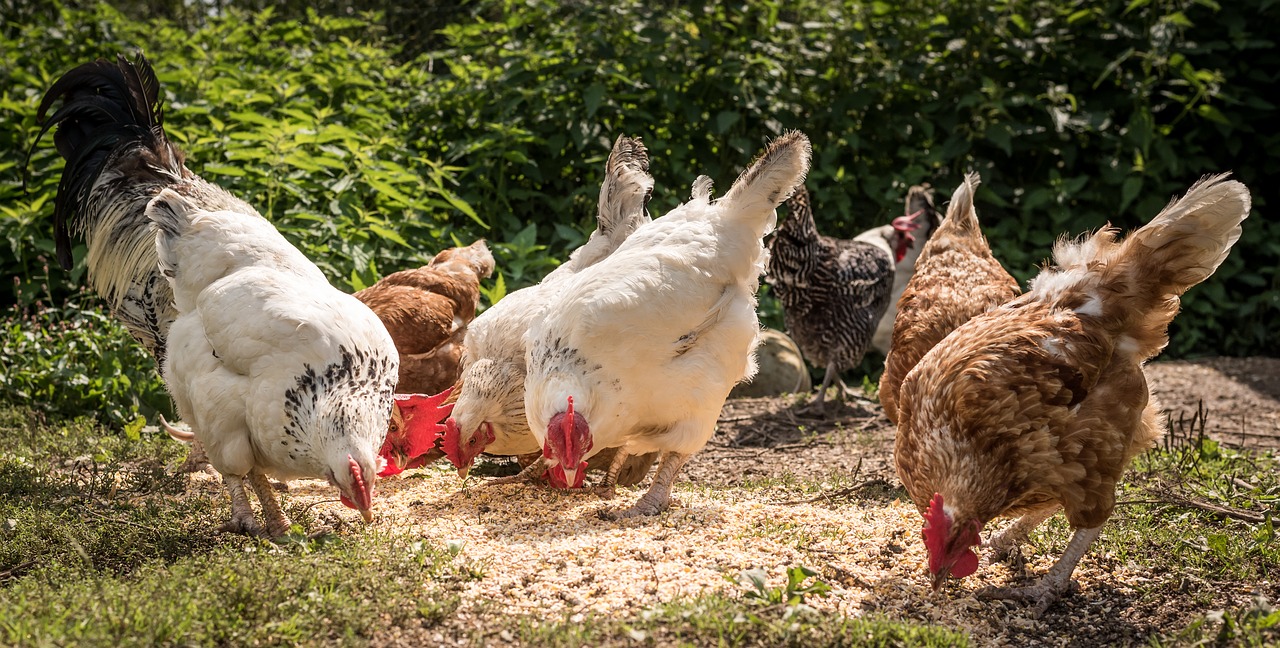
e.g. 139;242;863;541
735;565;832;606
1;0;1277;429
0;292;172;429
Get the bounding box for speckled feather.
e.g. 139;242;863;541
766;185;895;375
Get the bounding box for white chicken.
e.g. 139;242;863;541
443;135;655;482
151;190;399;535
523;131;812;518
35;53;422;535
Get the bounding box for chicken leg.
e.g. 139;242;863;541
249;471;292;537
982;505;1059;567
600;452;690;519
220;474;260;535
592;446;635;500
977;525;1101;617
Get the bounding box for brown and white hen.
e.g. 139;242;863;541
893;174;1250;615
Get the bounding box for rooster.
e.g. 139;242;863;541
523;132;812;518
879;173;1021;425
766;185;920;408
34;53;446;534
442;135;656;486
893;174;1250;614
870;184;941;355
355;239;495;395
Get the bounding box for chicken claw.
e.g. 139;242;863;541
598;452;688;520
249;471;292;537
220;475;261;535
483;458;548;486
977;578;1080;618
977;525;1100;617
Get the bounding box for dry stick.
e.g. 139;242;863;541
1162;491;1268;524
0;560;34;582
771;458;865;505
84;509;161;533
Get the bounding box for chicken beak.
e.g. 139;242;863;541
360;508;374;524
457;464;471;480
561;464;580;490
930;566;950;592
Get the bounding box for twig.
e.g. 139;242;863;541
0;560;35;583
1161;492;1268;524
85;509;161;534
771;459;870;505
298;498;343;517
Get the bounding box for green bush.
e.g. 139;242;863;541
413;0;1278;355
1;0;1277;430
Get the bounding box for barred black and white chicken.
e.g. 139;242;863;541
765;185;920;408
34;53;443;535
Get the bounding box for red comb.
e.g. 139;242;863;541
441;417;464;468
561;396;575;447
341;455;371;511
892;209;923;232
922;493;949;560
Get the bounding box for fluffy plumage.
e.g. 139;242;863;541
879;173;1021;425
893;173;1250;614
36;53;435;534
444;135;656;481
355;240;495;395
524;131;812;518
766;185;913;407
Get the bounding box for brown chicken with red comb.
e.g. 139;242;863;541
895;174;1250;615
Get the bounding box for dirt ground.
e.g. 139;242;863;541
205;356;1279;646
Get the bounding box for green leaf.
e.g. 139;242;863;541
583;83;606;117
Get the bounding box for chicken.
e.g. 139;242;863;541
354;239;495;395
870;184;942;355
523;132;812;518
442;135;656;484
766;185;920;408
35;53;446;534
879;173;1021;425
893;174;1250;614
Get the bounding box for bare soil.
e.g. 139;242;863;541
247;356;1280;646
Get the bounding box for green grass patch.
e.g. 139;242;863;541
506;595;969;648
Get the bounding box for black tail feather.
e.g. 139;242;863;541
29;52;170;270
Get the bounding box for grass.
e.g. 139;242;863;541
1;405;1278;646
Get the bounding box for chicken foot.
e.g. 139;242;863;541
178;438;212;473
599;452;690;520
219;474;261;535
484;458;548;486
249;471;293;537
977;525;1102;617
592;447;634;500
981;505;1059;568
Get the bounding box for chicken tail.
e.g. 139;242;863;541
597;135;654;246
32;53;185;273
720;131;812;237
933;172;981;238
1031;173;1251;359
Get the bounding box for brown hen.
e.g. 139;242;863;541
355;240;495;395
879;173;1021;425
893;174;1250;615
